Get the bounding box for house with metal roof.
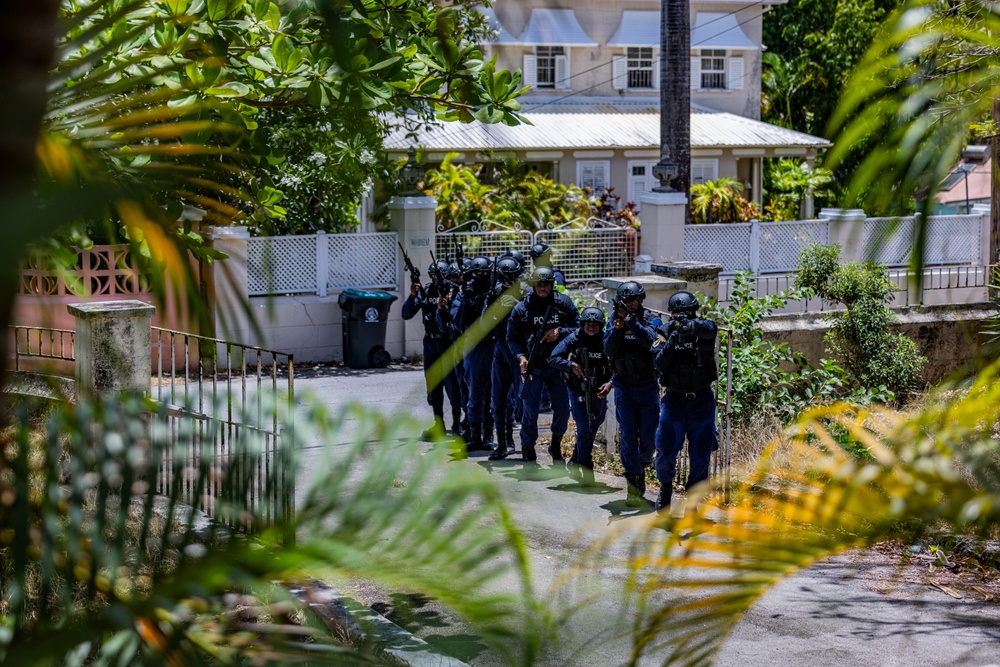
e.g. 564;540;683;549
382;0;831;212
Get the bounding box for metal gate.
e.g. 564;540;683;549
150;328;295;531
435;218;638;283
435;220;533;262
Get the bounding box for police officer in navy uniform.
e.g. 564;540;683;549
507;267;579;464
549;307;613;484
604;281;662;507
652;291;719;513
455;255;497;452
401;260;461;438
484;255;523;460
529;242;567;290
439;258;471;441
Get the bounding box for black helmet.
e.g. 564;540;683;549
446;262;460;279
471;256;492;275
579;307;606;325
496;256;521;282
668;291;699;313
460;257;474;276
509;249;526;268
616;281;646;300
429;260;449;276
529;242;550;259
531;266;556;285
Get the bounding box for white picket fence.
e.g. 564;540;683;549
247;231;398;296
685;214;985;274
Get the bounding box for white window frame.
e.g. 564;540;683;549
534;45;568;90
691;158;719;185
577;160;610;192
627;160;659;205
700;49;727;90
626;47;656;90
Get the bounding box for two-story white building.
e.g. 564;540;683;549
383;0;830;211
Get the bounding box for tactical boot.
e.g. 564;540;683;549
421;414;447;441
522;444;537;463
580;465;596;487
655;487;672;515
488;427;508;461
467;421;485;452
547;434;564;463
625;476;645;508
483;414;496;450
505;423;516;454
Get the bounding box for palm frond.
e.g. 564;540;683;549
621;361;1000;666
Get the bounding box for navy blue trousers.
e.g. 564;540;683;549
654;391;718;490
613;378;659;477
519;366;569;451
568;388;607;468
424;337;461;423
465;341;493;423
491;341;518;430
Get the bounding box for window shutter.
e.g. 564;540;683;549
612;55;627;90
652;55;660;90
523;55;537;88
728;56;744;90
690;56;700;90
555;54;570;90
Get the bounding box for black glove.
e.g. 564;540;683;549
677;318;695;335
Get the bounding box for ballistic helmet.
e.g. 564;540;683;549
496;256;521;282
531;266;556;285
429;260;449;276
616;281;646;300
668;291;699;313
529;242;550;259
579;307;607;325
509;249;526;269
460;257;474;277
471;255;492;275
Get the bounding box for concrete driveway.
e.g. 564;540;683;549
294;364;1000;667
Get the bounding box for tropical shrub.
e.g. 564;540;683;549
796;243;926;399
689;178;759;224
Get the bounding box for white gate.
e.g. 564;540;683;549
434;220;533;264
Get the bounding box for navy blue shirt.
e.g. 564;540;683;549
507;291;579;369
604;306;662;383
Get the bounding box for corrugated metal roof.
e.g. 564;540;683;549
384;106;831;152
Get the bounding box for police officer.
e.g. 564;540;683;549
507;267;579;463
401;260;461;438
652;291;719;513
485;255;523;460
529;242;567;291
549;307;613;483
604;281;661;507
455;255;496;452
439;258;472;440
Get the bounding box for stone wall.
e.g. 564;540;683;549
760;302;1000;385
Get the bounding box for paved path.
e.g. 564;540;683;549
295;364;1000;667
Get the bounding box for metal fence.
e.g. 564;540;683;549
686;214;985;273
150;327;295;531
9;326;75;371
435;218;638;283
248;231;398;296
718;264;995;312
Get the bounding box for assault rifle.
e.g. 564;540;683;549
451;235;465;273
429;250;450;299
398;241;425;300
579;346;594;426
521;304;554;386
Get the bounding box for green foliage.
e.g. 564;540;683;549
423;155;606;230
689;178;759;224
0;395;543;663
796;244;926;399
763;159;835;220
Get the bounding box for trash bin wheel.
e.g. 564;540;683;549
370;346;392;369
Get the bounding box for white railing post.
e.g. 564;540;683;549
316;231;329;297
748;219;760;274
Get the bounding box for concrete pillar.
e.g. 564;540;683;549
206;226;251;345
68;300;155;396
637;191;688;264
388;195;437;357
819;208;866;263
650;261;723;303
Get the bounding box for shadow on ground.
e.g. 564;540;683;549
370;593;490;663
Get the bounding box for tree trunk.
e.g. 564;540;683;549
661;0;691;209
0;0;61;386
